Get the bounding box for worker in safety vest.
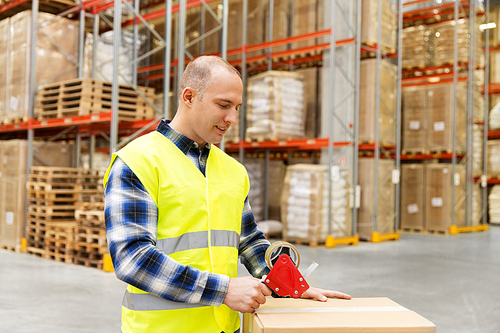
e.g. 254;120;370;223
103;55;351;333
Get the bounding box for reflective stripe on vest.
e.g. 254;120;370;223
123;290;209;311
156;230;240;256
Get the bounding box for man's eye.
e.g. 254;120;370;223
219;104;229;108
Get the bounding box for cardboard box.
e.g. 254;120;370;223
401;164;425;231
488;140;500;177
357;158;395;241
243;297;436;333
424;163;465;232
402;86;427;153
359;58;397;145
401;25;436;69
361;0;396;53
281;164;351;244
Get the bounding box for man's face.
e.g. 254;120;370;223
186;70;243;146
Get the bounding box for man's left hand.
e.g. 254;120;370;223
300;287;351;301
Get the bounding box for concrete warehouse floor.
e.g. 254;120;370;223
1;226;499;333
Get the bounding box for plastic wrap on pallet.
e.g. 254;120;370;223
280;164;351;244
7;10;79;121
357;158;395;241
425;163;466;232
0;18;9;117
400;164;425;231
427;82;467;153
85;30;145;85
402;85;427;153
246;71;305;141
243;158;285;223
434;19;484;68
402;25;436;69
488;140;500;177
359;58;397;145
490;99;500;130
361;0;396;53
472;125;483;177
488;185;500;225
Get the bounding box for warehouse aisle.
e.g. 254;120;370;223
1;226;499;333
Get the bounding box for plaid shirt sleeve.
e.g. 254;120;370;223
239;198;271;278
104;157;229;307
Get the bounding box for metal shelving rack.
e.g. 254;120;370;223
401;0;489;233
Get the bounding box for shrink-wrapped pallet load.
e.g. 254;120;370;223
0;18;9;117
426;83;467;153
357;158;395;241
400;164;425;231
401;25;436;69
8;11;78;121
425;163;466;232
434;19;483;67
487;140;500;177
246;71;305;141
244;158;285;223
359;58;397;145
402;86;427;154
0;140;75;251
490;98;500;130
280;164;351;245
488;185;500;225
472;125;483;177
361;0;396;53
490;50;500;84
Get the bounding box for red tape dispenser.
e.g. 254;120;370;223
262;241;314;298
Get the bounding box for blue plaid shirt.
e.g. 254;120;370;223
104;119;270;307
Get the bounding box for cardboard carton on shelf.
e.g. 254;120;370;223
401;164;425;231
243;297;436;333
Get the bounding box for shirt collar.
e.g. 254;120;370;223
156;119;211;155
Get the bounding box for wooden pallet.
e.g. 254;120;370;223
30;166;81;182
74;256;104;270
75;210;105;228
26;246;45;258
36;78;156;121
75;226;107;247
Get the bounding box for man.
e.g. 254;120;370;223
104;55;350;333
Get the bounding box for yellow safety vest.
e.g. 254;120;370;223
103;131;249;333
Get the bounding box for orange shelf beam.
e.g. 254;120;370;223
225;138;352;153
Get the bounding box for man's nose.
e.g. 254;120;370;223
225;107;237;126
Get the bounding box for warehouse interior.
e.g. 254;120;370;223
0;0;499;332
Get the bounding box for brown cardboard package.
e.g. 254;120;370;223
357;158;395;241
426;83;466;153
243;297;436;333
402;86;427;153
0;18;9;117
487;140;500;176
424;163;465;232
401;164;425;230
297;67;320;138
0;140;75;249
361;0;396;53
281;164;351;244
359;58;397;145
7;10;78;121
401;25;436;69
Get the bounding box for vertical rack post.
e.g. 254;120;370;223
219;0;229;152
483;0;490;224
163;0;173;119
466;0;476;226
110;0;122;154
395;0;403;231
177;0;186;98
267;0;274;71
352;0;362;235
327;0;337;236
132;0;140;86
372;0;383;235
239;0;248;164
451;0;459;227
78;1;85;78
92;9;99;79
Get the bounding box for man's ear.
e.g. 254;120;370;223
182;87;196;107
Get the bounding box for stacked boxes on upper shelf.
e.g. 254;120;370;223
0;140;75;252
361;0;397;53
359;58;397;145
245;71;305;141
280;164;351;245
357;158;395;241
401;25;436;69
0;11;79;123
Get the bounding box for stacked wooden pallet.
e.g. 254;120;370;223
25;167;104;264
74;203;107;270
35;78;156;121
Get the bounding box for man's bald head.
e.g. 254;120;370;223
179;56;241;101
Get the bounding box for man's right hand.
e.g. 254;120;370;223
223;276;272;313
